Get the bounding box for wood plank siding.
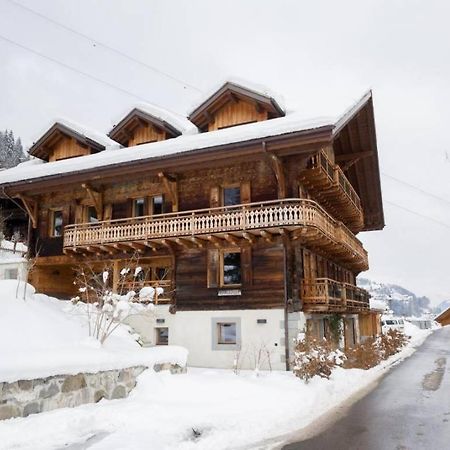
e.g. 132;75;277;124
208;100;268;131
49;137;91;162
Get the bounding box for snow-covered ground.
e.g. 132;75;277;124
0;288;432;450
0;280;187;383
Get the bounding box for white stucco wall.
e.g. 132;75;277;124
126;307;295;371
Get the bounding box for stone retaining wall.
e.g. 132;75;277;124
0;363;186;420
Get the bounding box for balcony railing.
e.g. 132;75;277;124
303;151;364;231
63;198;368;270
301;277;370;312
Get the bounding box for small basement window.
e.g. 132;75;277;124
156;327;169;345
5;268;18;280
221;251;241;286
49;210;63;237
217;322;237;345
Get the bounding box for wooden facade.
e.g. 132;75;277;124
1;82;384;323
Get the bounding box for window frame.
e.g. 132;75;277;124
221;184;241;208
216;322;237;345
132;197;147;218
211;317;241;351
48;209;64;238
155;327;169;346
150;194;165;216
219;248;242;287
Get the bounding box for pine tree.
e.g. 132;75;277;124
0;129;27;169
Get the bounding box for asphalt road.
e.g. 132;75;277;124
283;326;450;450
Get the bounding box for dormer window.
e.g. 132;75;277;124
189;81;285;132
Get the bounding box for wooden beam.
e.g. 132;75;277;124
242;232;256;244
335;150;372;162
190;237;206;249
158;172;178;212
17;194;38;228
175;238;196;249
124;241;145;252
260;230;273;243
82;183;103;220
144;241;159;251
207;235;222;247
262;142;286;198
224;233;241;246
112;243;131;252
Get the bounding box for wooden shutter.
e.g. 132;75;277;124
241;246;252;285
41;209;49;237
207;248;219;288
75;204;84;224
103;203;113;221
241;181;251;204
210;186;220;208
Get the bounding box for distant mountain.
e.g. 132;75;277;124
435;300;450;315
357;278;439;318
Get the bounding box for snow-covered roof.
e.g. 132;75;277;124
189;76;286;116
111;102;198;137
333;90;372;136
0;112;334;185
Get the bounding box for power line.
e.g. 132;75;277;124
0;32;183;111
385;200;450;230
3;0;202;93
382;172;450;206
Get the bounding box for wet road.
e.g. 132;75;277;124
283;326;450;450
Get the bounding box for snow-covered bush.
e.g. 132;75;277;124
376;329;409;360
293;332;345;382
71;256;164;344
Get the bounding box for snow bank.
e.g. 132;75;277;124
0;321;432;450
0;280;187;383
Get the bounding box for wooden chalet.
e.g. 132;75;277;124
0;80;384;370
435;308;450;327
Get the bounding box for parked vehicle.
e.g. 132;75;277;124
381;317;405;334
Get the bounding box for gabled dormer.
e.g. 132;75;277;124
29;120;119;162
189;80;285;132
109;103;197;147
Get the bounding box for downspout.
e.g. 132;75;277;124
283;241;290;371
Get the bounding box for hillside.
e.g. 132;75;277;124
357;278;441;317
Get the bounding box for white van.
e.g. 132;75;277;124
381;317;405;334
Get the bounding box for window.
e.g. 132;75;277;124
86;206;98;224
222;251;241;286
49;210;63;237
133;198;146;217
156;327;168;345
223;186;241;207
217;322;237;345
151;195;164;215
5;268;18;280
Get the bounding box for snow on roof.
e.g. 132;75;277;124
0;112;334;185
333;90;372;136
188;76;286;115
112;102;198;136
31;118;121;151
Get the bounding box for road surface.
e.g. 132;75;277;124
283;326;450;450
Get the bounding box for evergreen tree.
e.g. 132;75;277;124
0;129;27;169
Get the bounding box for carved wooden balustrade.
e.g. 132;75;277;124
301;150;364;231
64;198;368;271
301;277;370;312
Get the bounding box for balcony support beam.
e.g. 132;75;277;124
262;142;286;198
158;172;178;212
17;194;38;229
82;183;104;220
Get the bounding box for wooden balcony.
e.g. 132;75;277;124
300;150;364;232
301;278;370;313
63;198;368;271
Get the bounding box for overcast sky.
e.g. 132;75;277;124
1;0;449;304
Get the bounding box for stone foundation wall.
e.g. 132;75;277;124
0;363;185;420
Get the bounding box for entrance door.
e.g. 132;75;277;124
344;318;356;348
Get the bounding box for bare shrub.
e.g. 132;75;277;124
293;332;345;382
344;330;409;370
344;338;381;369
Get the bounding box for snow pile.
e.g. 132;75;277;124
31;118;122;152
112;102;199;136
0;320;433;450
0;280;187;383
